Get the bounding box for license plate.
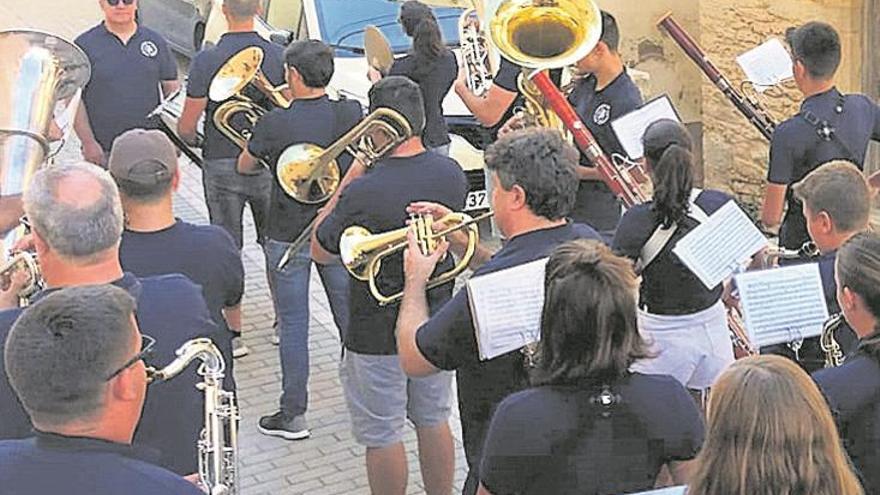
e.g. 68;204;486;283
464;190;489;211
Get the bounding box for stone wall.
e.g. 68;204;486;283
600;0;869;211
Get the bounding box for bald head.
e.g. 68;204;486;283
23;162;124;262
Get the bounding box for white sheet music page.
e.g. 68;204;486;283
736;38;794;91
672;201;768;290
735;263;829;347
625;487;687;495
466;258;548;361
610;95;681;159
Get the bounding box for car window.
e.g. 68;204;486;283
265;0;301;32
313;0;462;57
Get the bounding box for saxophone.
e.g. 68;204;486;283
820;313;846;368
149;338;239;495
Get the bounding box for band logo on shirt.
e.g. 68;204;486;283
140;40;158;58
593;103;612;126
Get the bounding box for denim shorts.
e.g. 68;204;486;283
340;350;453;448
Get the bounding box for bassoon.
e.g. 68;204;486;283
657;13;777;141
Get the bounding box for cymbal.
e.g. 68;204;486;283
364;25;393;75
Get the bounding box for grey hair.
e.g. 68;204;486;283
23;162;123;262
223;0;260;19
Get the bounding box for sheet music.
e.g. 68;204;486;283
610;95;681;159
624;487;687;495
735;263;829;347
467;258;548;361
736;38;794;91
673;201;768;290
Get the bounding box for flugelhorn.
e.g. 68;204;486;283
459;5;494;97
340;211;494;306
820;313;845;368
148;338;239;495
209;46;290;151
275;108;412;203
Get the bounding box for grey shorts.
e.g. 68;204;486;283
340;350;453;448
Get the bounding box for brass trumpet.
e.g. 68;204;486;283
275;108;412;203
340;211;494;306
209;46;290;151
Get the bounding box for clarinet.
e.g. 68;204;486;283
657;13;777;141
527;70;648;208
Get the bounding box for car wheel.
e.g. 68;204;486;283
193;23;205;52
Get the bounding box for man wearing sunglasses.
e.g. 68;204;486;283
0;285;203;494
0;163;219;479
74;0;179;167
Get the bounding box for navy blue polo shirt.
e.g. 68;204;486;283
390;50;457;148
568;71;643;232
480;373;704;495
414;222;602;477
814;348;880;494
768;87;880;249
316;151;468;355
75;23;178;151
187;32;285;160
119;220;244;390
248;95;363;242
0;431;203;495
0;273;219;476
612;190;732;314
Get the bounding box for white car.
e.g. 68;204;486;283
138;0;489;212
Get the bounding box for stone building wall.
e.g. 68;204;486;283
599;0;869;211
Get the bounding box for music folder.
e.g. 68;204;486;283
467;258;548;361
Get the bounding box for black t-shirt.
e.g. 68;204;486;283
75;23;178;151
486;57;523;139
480;373;704;495
568;71;643;231
0;273;218;475
814;349;880;494
612;190;732;314
0;432;203;495
316;151;468;354
768;88;880;249
415;222;603;474
187;32;286;160
247;96;363;242
390;51;457;148
119;220;244;389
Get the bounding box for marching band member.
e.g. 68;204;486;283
111;129;245;385
0;286;203;495
613;119;734;392
567;11;642;237
396;128;603;495
313;76;468;495
454;55;521;139
691;355;863;495
477;240;703;495
770;160;869;371
813;231;880;494
178;0;284;250
370;1;457;156
0;163;218;476
74;0;179;166
760;21;880;249
238;40;362;441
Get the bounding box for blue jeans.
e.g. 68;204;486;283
202;158;272;249
264;239;350;416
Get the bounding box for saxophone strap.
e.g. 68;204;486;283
636;189;707;273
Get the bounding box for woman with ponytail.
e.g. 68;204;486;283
370;1;457;155
612;119;736;392
813;231;880;494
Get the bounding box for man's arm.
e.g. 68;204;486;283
161;79;181;98
0;196;22;235
178;97;207;146
222;304;241;332
396;230;445;377
237;149;262;175
73;101;105;165
455;74;517;128
760;183;787;232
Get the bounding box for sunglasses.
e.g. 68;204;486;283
106;334;155;381
106;0;136;6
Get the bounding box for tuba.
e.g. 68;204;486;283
275;108;412;204
209;46;290;151
820;313;845;368
149;338;239;495
340;211;494;306
0;30;91;304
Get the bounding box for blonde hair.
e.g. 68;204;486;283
688;355;862;495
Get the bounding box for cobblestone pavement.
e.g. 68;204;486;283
1;1;468;493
